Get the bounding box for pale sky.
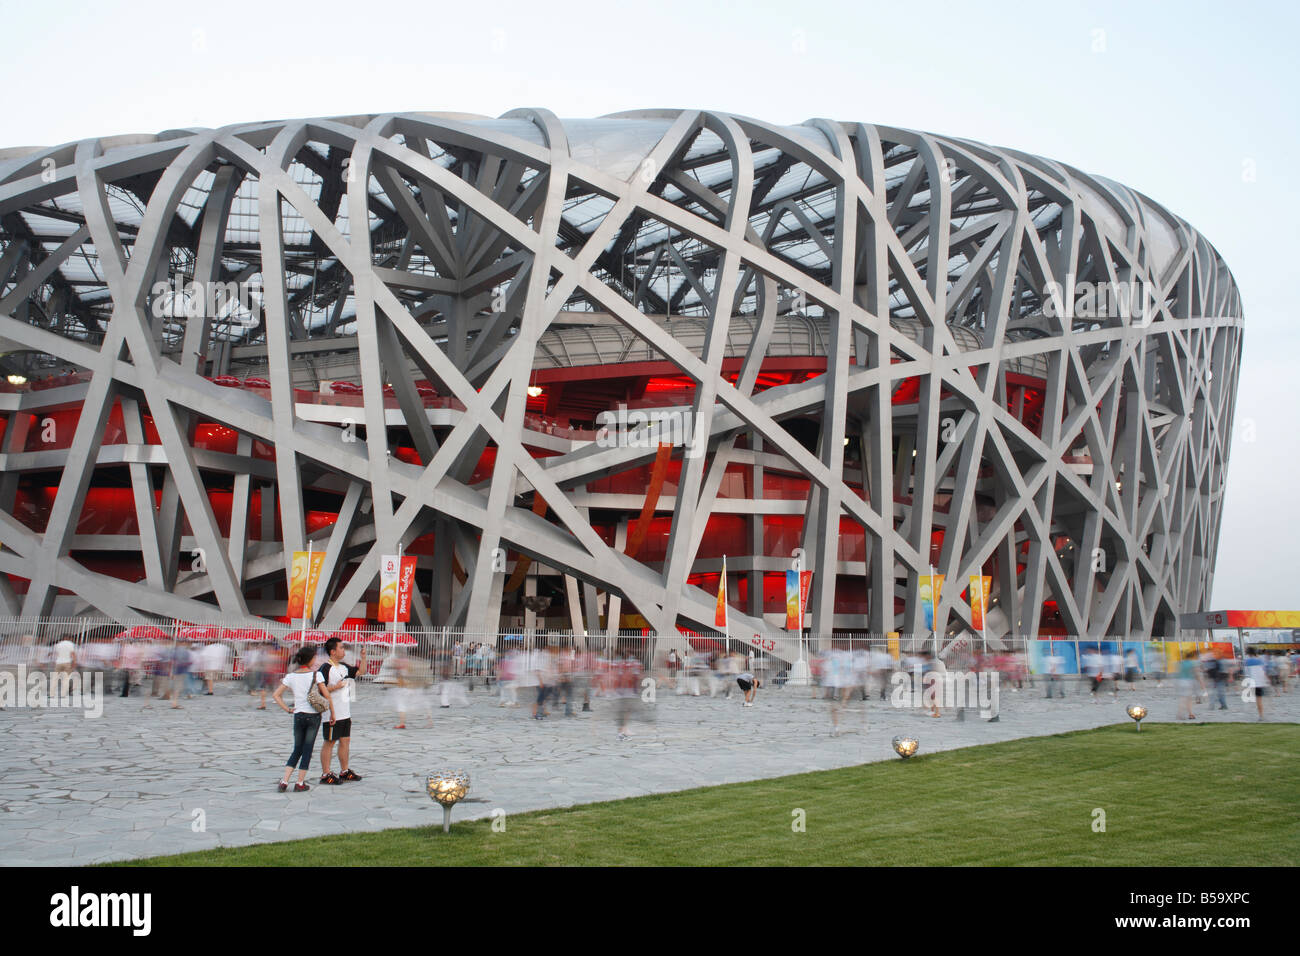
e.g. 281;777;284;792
2;0;1296;609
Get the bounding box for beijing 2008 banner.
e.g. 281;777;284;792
287;549;326;620
968;575;991;631
919;574;944;631
786;570;813;630
378;554;418;623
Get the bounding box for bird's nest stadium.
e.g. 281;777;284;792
0;110;1242;655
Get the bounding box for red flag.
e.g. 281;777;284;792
394;556;418;623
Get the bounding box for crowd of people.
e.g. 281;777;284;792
0;633;235;708
251;637;1294;790
1167;648;1292;721
3;632;1294;767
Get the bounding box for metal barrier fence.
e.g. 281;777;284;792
0;616;1242;689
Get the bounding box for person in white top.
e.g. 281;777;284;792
316;638;367;785
852;647;870;701
201;642;230;695
515;647;540;690
1108;651;1125;697
827;647;855;735
499;648;522;707
1082;648;1103;701
1045;651;1065;698
870;647;893;701
532;644;557;719
272;646;331;792
52;636;77;674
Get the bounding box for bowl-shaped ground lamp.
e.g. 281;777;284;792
1126;704;1147;731
427;770;471;832
892;735;919;759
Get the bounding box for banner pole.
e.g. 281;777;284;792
392;542;401;658
723;555;729;659
930;563;938;658
300;540;312;644
980;577;987;656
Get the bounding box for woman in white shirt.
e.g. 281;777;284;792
272;647;330;792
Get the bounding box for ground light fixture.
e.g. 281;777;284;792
1126;704;1147;731
427;769;471;832
891;735;919;759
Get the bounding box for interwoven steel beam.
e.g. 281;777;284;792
0;110;1242;649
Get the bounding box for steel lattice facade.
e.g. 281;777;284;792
0;110;1242;649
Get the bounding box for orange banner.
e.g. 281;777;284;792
1180;610;1300;630
1226;610;1300;629
969;575;991;631
715;557;728;629
287;550;326;620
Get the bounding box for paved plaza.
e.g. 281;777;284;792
0;674;1294;865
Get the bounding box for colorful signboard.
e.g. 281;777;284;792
715;557;728;629
287;549;326;620
378;553;418;623
1179;610;1300;630
969;575;991;631
920;574;944;631
785;569;812;630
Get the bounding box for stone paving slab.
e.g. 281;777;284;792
0;677;1293;865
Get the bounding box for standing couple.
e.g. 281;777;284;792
272;638;368;792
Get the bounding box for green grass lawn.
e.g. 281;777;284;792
117;723;1298;866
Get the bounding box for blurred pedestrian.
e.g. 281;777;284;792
532;641;555;719
168;642;193;708
1176;652;1200;720
52;633;77;675
201;640;230;695
1243;649;1268;721
117;640;140;697
244;643;268;708
1123;648;1141;690
870;645;892;701
665;648;681;690
924;650;945;718
1045;648;1064;698
613;649;641;740
1083;646;1103;702
1204;652;1227;710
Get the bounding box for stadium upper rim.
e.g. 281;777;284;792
0;110;1242;351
